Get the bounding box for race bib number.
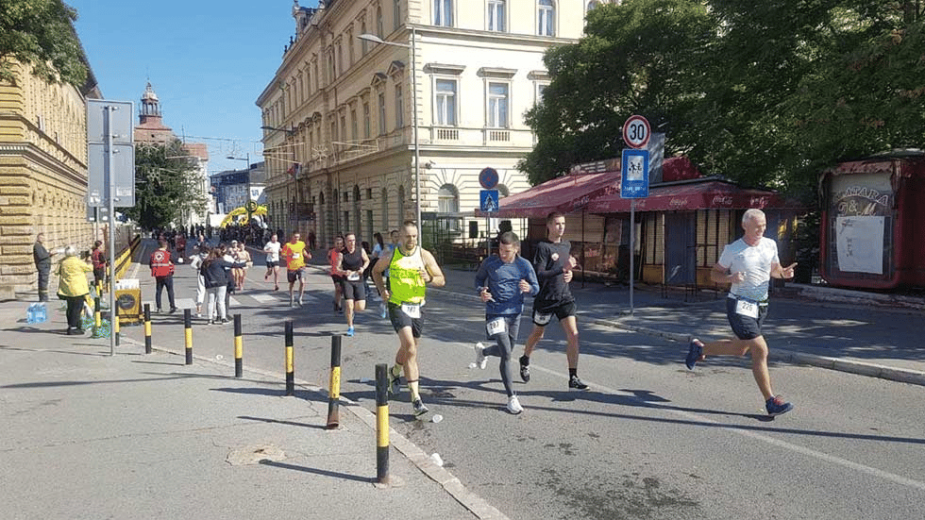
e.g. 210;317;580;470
735;299;759;319
401;303;421;319
534;312;553;326
486;318;507;336
347;272;361;281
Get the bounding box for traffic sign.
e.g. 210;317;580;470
480;189;499;213
621;148;650;199
622;115;651;149
479;167;499;190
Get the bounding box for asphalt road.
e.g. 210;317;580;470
121;243;925;520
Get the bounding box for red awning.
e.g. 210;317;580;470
587;180;803;213
476;170;621;218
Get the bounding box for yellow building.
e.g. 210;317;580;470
258;0;606;248
0;59;101;300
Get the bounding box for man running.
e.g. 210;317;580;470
328;235;346;313
372;221;445;417
473;231;539;415
337;232;370;336
686;208;797;417
281;232;312;307
263;233;282;291
519;212;589;391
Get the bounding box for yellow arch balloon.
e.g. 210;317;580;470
220;205;267;228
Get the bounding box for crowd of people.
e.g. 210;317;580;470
36;207;797;419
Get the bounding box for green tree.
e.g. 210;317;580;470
124;140;206;231
0;0;88;86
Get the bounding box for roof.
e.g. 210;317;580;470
586;179;804;213
477;170;621;218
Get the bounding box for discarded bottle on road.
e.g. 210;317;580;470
26;303;36;323
35;303;47;323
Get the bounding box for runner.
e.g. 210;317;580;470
263;233;282;291
473;231;539;415
337;232;370;336
519;212;589;390
281;232;312;307
372;221;445;417
686;208;797;417
328;235;345;313
234;241;252;291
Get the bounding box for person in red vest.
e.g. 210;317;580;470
150;238;177;313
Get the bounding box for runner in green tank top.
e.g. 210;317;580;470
372;220;445;417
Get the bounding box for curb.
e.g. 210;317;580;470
118;335;510;520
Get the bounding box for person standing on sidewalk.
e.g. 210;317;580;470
90;240;108;293
518;212;589;391
281;232;311;307
372;221;445;417
56;246;93;335
149;239;177;314
337;232;370;336
33;233;57;302
201;249;246;324
473;232;539;415
686;208;798;417
188;245;210;318
263;233;282;291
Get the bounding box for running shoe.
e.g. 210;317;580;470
519;355;531;383
569;375;589;391
685;338;704;370
169;307;177;314
298;296;303;307
507;395;523;414
264;273;270;281
412;399;429;417
474;342;488;369
765;396;794;417
387;367;401;397
346;326;355;337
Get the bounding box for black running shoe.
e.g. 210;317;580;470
519;356;531;383
569;375;589;391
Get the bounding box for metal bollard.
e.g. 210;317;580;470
285;321;294;396
94;296;102;330
114;311;120;347
375;363;390;485
234;314;243;378
143;304;152;354
326;335;342;429
184;309;193;365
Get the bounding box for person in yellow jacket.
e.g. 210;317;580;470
57;246;93;335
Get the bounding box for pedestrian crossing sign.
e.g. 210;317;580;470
480;189;499;213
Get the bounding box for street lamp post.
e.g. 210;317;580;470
359;28;421;229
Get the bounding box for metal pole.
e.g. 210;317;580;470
326;335;342;429
233;313;243;378
375;363;390;485
105;105;116;356
285;320;294;396
411;26;421;228
630;200;635;316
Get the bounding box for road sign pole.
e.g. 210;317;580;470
630;200;635;316
105;105;116;357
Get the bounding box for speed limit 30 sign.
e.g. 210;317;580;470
622;115;651;149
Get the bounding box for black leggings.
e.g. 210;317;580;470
65;295;85;330
483;315;522;397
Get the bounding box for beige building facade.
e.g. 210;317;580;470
258;0;606;248
0;60;102;299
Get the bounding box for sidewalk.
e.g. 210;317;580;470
0;299;503;520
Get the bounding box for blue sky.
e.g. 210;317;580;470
69;0;318;175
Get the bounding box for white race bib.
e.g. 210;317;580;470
486;318;507;336
735;299;759;319
347;272;360;281
534;312;553;326
401;303;421;319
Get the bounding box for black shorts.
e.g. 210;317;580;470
93;268;105;284
266;261;278;269
388;302;424;338
532;300;577;326
725;295;768;340
341;278;367;301
287;268;305;283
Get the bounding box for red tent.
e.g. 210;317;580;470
587;179;803;213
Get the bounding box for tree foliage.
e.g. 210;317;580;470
0;0;88;86
123;140;207;231
521;0;925;196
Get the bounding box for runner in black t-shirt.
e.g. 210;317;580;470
519;212;589;391
337;232;370;337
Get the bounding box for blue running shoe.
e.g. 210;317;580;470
685;338;704;370
346;326;355;337
766;396;794;417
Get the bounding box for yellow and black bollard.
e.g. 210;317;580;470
94;296;102;330
234;314;243;378
375;363;390;485
285;321;294;396
184;309;193;365
113;311;120;347
143;304;152;354
326;335;342;429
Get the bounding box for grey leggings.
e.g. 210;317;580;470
483;314;521;397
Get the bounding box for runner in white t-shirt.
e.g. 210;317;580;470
263;234;282;291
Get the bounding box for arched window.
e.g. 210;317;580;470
538;0;555;36
587;0;601;11
437;184;459;213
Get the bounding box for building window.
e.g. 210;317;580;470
395;84;404;129
361;21;368;55
363;102;371;139
434;0;453;27
337;43;344;77
536;83;548;106
350;109;358;142
339;114;347;144
378;92;387;135
394;0;402;31
348;31;355;67
487;82;509;128
538;0;555;36
377;6;384;37
437;184;459;213
398;185;406;222
488;0;505;32
587;0;600;13
381;187;389;231
434;78;457;126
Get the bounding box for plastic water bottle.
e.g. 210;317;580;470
35;303;47;323
26;303;36;324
